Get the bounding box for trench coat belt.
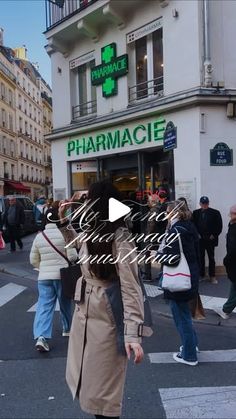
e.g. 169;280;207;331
124;323;153;338
84;276;116;288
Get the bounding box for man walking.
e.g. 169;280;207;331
193;196;222;284
4;196;25;252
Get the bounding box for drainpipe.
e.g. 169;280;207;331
203;0;213;87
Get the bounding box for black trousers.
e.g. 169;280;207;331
199;239;215;277
7;225;23;251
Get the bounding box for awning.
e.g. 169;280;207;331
5;180;31;193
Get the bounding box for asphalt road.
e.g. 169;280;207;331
1;269;236;419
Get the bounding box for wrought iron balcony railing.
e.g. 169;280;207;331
129;76;164;103
45;0;99;31
72;100;97;120
0;61;16;83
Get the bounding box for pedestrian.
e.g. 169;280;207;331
214;204;236;319
58;180;146;419
192;196;223;284
177;197;205;320
29;208;78;352
3;196;25;252
159;200;200;366
33;195;46;230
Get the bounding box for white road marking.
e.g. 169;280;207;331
149;349;236;364
27;300;60;312
0;283;27;307
159;386;236;418
144;284;236;313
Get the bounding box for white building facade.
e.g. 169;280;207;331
45;0;236;268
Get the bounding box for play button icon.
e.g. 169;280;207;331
108;198;131;222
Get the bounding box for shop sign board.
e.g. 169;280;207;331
70;51;95;70
210;142;233;166
91;43;128;97
71;161;97;173
67;117;166;157
163;121;177;151
127;18;163;44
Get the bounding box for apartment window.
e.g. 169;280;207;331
30;124;33;138
3;136;6;154
25;121;28;134
4;162;8;178
11;164;14;179
9;114;13;131
34;107;36;120
129;27;163;101
38;131;41;143
31;167;33;180
10;140;15;157
34;127;37;141
1;82;5;100
33;88;35;100
26;144;29;159
28;83;31;95
19;117;23;132
20;141;24;157
71;59;97;119
21;164;24;179
2;109;6;127
29;103;32;118
31;146;33;160
38;111;40;124
23;78;26;90
18;94;22;109
9;90;13;107
24;99;27;114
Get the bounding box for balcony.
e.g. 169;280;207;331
72;100;97;121
45;0;99;31
0;61;16;84
129;76;164;104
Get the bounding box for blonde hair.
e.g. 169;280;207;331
167;200;192;221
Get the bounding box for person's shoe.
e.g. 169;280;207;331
209;277;218;284
35;336;50;352
173;352;198;366
62;331;70;337
213;307;230;320
180;345;200;353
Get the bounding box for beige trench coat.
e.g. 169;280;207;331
60;224;144;417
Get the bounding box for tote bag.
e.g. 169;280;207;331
162;228;191;292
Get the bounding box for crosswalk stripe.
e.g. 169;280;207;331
159;386;236;418
27;300;60;312
144;284;236;313
0;283;27;308
149;349;236;364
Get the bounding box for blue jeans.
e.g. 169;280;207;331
33;280;72;340
170;300;198;362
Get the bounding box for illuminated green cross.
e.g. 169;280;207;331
91;43;129;97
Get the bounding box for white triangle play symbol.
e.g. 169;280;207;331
108;198;131;222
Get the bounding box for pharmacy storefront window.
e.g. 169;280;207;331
70;55;97;120
127;19;163;102
70;161;97;194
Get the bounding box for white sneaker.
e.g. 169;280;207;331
35;336;50;352
213;307;230;320
180;345;200;353
173;352;198;366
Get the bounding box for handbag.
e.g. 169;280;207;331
162;228;191;292
42;231;81;299
0;232;6;250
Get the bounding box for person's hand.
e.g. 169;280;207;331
209;234;215;240
125;342;144;364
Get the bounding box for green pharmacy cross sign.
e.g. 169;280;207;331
91;43;128;97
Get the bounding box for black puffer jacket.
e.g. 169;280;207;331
161;220;200;302
223;222;236;283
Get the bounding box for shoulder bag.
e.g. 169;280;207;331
162;228;191;292
42;231;81;299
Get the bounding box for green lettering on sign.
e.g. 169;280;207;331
66;118;166;157
91;43;129;97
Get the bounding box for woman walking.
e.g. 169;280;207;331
30;207;77;352
160;200;200;366
58;181;147;419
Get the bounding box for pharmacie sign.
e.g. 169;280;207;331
91;43;128;97
67;118;166;157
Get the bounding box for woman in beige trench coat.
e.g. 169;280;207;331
58;181;147;419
